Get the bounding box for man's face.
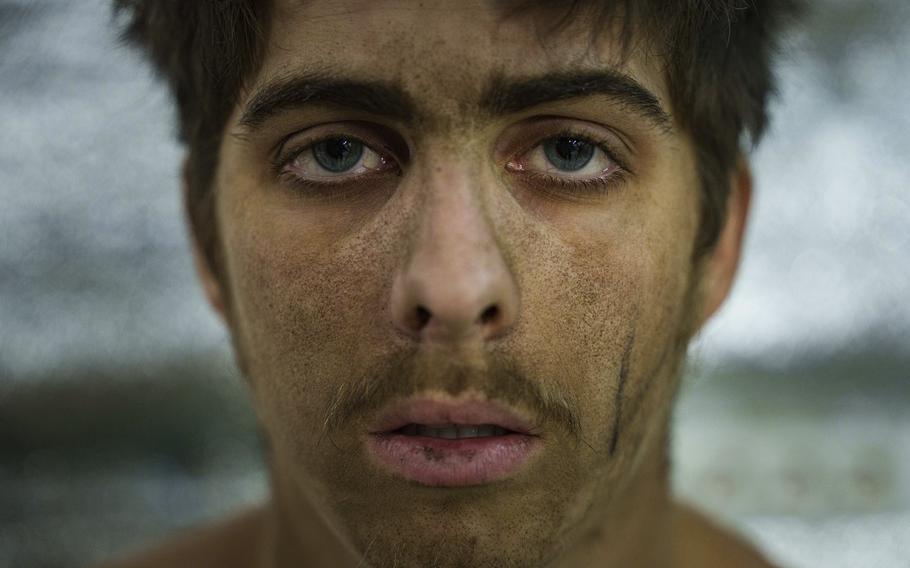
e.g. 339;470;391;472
207;1;718;566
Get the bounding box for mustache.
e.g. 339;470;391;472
319;347;582;443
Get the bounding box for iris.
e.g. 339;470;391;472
313;137;364;173
543;137;595;172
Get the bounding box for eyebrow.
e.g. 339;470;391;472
238;69;672;133
238;72;417;130
481;70;673;132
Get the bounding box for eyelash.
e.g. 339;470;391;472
520;169;629;198
273;129;630;198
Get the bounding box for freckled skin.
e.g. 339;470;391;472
102;1;775;567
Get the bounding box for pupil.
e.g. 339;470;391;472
313;138;364;173
543;137;595;172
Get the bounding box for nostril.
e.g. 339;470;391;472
479;305;499;325
415;306;431;329
410;304;504;339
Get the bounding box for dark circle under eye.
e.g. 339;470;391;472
542;137;595;172
312;137;364;173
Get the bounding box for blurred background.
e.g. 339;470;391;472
0;0;908;566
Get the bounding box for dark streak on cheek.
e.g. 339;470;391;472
608;330;635;457
623;334;674;429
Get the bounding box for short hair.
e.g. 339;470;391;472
114;0;800;277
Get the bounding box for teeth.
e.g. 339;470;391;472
476;425;495;437
401;424;511;439
438;427;458;439
459;426;480;438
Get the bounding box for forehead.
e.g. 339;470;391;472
256;0;669;119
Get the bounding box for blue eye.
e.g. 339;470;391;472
312;137;364;173
542;137;595;172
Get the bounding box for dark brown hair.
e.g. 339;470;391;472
114;0;799;275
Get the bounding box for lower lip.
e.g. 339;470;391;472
367;433;542;487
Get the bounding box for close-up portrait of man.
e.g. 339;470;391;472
89;1;801;566
6;0;910;565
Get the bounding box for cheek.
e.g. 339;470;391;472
496;234;691;532
218;203;381;449
230;244;337;439
522;183;698;461
216;151;390;366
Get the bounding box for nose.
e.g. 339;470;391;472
390;168;519;346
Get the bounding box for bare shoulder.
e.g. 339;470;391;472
673;501;779;568
97;505;267;568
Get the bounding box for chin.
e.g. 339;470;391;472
352;521;556;568
318;471;575;568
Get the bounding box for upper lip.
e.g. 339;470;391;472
370;394;538;436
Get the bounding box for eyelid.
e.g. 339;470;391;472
499;117;635;175
515;135;630;181
270;122;406;176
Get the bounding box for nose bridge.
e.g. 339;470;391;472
419;164;493;270
390;159;520;346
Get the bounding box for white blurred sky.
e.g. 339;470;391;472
1;0;908;381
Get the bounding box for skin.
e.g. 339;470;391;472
103;1;773;567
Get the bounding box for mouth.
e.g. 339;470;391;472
366;395;543;487
389;423;517;438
